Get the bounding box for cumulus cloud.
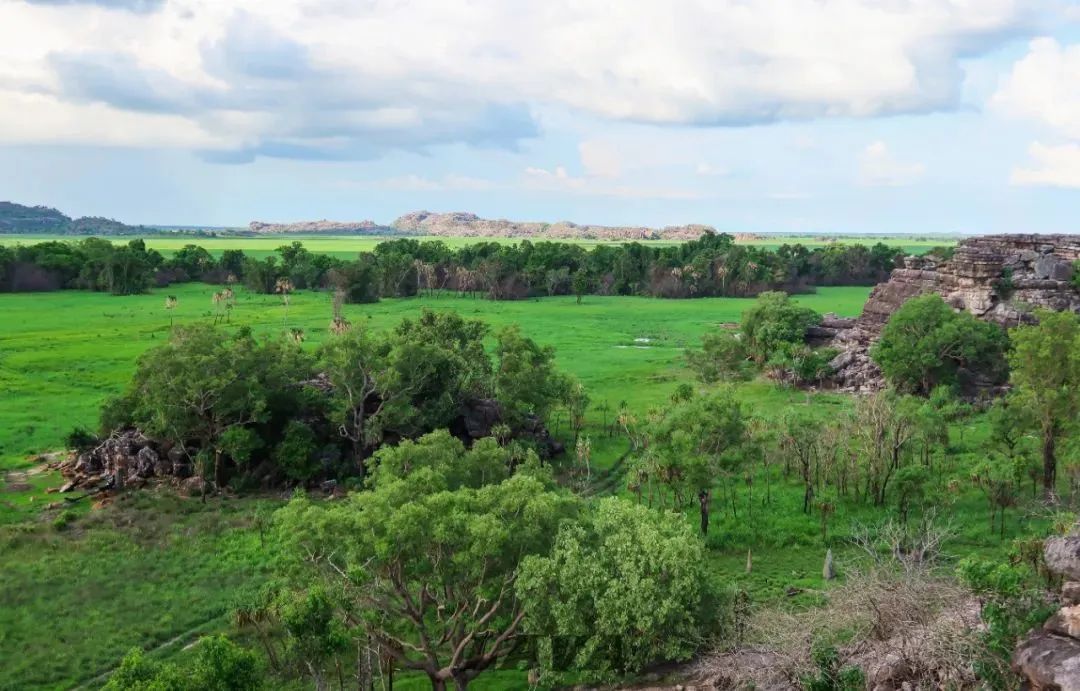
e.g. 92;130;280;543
857;141;926;187
1010;142;1080;188
994;38;1080;187
994;38;1080;140
0;0;1057;162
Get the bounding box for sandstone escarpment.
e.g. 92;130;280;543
828;234;1080;391
391;210;716;241
248;219;389;234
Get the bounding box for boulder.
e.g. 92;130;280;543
1046;537;1080;580
1014;631;1080;690
1063;581;1080;606
134;446;158;478
177;476;208;498
1045;605;1080;639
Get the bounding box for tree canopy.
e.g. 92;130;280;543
871;294;1008;394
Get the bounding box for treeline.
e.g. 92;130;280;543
0;232;905;298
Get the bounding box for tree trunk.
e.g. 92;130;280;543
698;489;711;536
1043;425;1058;500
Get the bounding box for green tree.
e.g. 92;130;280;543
686;330;750;383
651;389;747;534
572;268;590;304
273;472;574;691
494;324;569;424
871;294;1008;394
517;497;714;683
103;325;311;486
104;636;261;691
739;291;820;363
1008;310;1080;498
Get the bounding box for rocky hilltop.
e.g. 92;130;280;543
391;210;718;241
826;234;1080;391
248;219;390;235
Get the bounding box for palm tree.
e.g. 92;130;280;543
164;295;178;328
275;278;294;329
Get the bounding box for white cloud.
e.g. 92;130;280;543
522;165;700;199
1010;141;1080;188
695;162;728;177
0;0;1055;161
857;141;926;187
993;38;1080;140
993;38;1080;187
578;140;622;178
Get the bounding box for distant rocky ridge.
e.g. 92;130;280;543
825;234;1080;392
248;219;390;235
0;201;146;235
391;210;732;241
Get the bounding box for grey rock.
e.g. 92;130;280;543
1046;537;1080;580
1014;630;1080;690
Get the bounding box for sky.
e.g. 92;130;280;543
1;0;1079;234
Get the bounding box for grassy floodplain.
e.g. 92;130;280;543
0;232;955;260
1;278;1041;690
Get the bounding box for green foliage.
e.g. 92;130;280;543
274;470;575;689
740;291;821;363
800;645;865;691
104;324;314;485
495;324;570;424
271;421;318;482
52;509;77;531
104;636;261;691
517;497;715;683
871;294;1009;394
1008;310;1080;495
957;556;1056;689
686;329;751;383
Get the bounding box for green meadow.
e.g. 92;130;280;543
0;232;953;260
0;282;1043;690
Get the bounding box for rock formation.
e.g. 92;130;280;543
391;210;716;241
827;234;1080;392
1014;535;1080;689
248;219;389;234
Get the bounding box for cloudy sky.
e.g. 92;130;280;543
1;0;1079;233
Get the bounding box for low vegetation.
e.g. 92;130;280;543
1;231;1076;689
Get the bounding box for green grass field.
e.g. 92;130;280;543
0;282;1047;690
0;233;954;260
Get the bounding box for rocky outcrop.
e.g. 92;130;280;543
248;219;390;235
1014;535;1080;689
391;210;716;241
55;429;194;494
828;235;1080;391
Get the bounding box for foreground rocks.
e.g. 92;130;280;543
828;234;1080;392
1014;535;1080;689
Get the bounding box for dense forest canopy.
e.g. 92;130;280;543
0;232;911;298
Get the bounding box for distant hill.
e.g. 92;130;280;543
0;202;71;233
0;201;146;235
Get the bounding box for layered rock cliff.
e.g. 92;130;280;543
827;234;1080;391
